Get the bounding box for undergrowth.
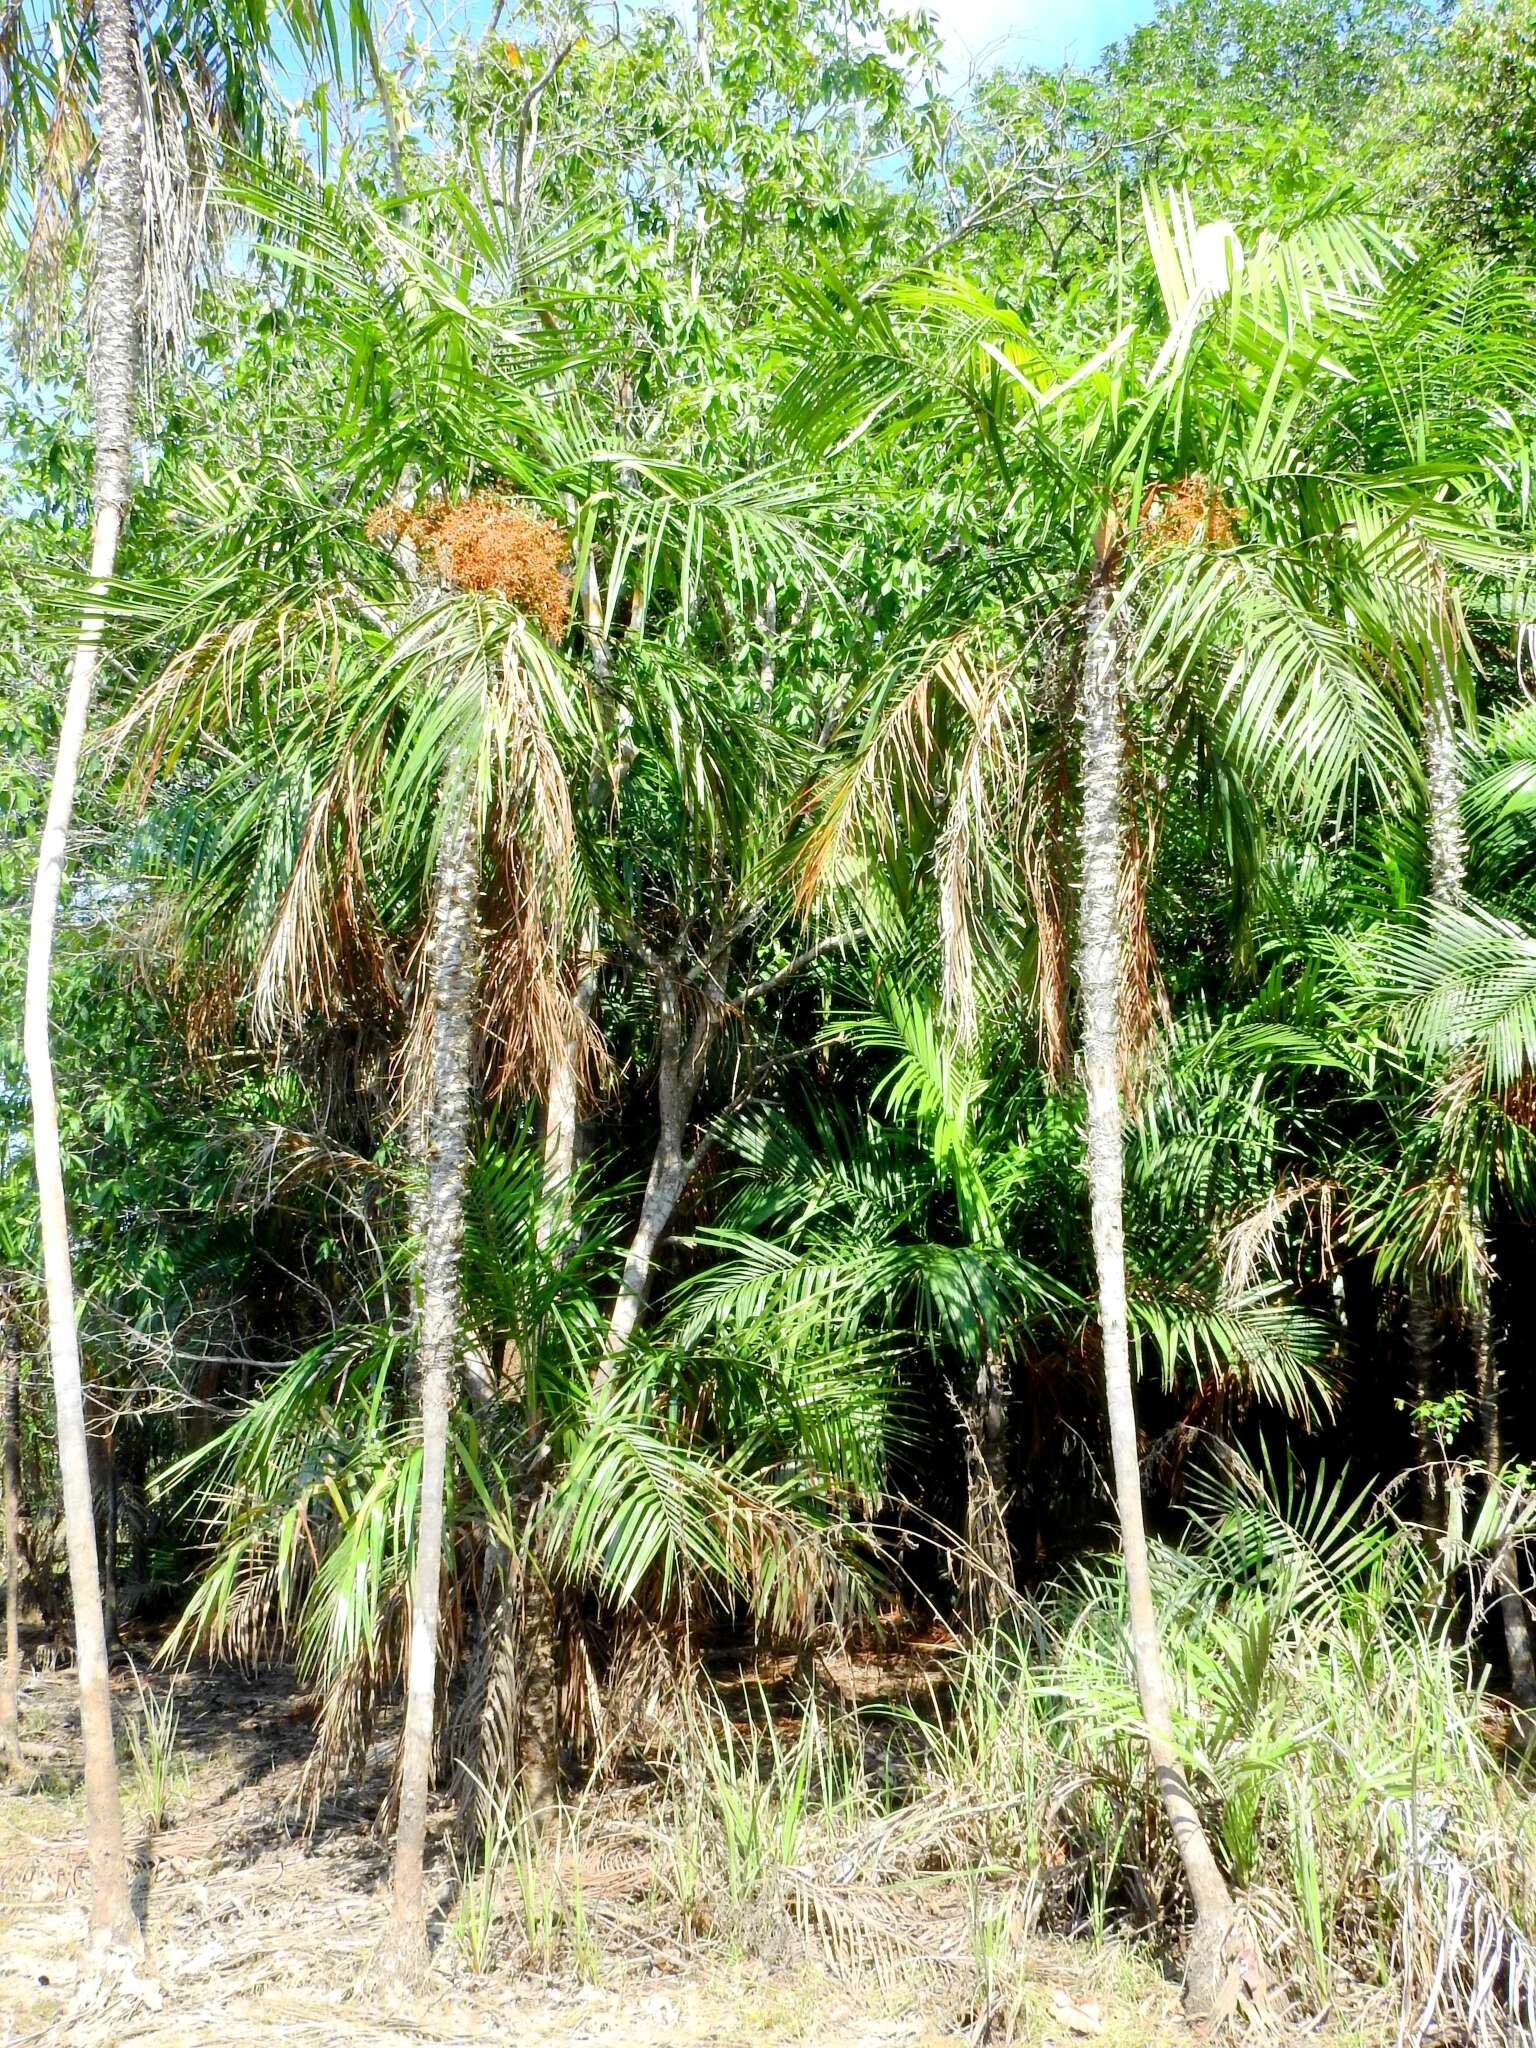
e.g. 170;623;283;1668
453;1453;1536;2044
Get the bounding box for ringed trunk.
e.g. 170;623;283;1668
21;0;143;1950
1074;528;1236;2016
387;775;482;1969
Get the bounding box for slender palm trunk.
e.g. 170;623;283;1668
22;0;142;1951
961;1347;1015;1629
1;1296;22;1772
1075;528;1235;2016
388;777;481;1969
1421;668;1536;1706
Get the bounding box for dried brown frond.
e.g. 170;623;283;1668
242;759;397;1044
935;644;1030;1047
1219;1177;1341;1297
182;963;241;1054
1117;809;1168;1106
1019;739;1073;1087
1138;473;1240;555
368;493;573;640
13;74;90;363
479;842;595;1103
1500;1075;1536;1129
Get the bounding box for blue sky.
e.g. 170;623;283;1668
925;0;1155;76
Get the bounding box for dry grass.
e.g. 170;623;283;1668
0;1648;1188;2048
1;1582;1511;2048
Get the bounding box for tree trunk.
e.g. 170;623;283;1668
387;776;481;1972
1421;662;1536;1706
599;968;711;1374
1;1296;22;1772
101;1430;118;1648
1406;1285;1447;1541
960;1346;1015;1630
1471;1298;1536;1712
1074;527;1236;2017
21;0;142;1953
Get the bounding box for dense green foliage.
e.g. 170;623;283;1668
5;0;1536;2019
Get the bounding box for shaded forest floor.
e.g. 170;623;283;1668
0;1639;1395;2047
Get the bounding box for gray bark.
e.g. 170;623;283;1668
1;1296;21;1771
599;969;712;1371
22;0;142;1951
1075;532;1235;2016
387;775;481;1969
1422;666;1536;1706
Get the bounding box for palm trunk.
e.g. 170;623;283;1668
22;0;142;1952
960;1346;1015;1630
1422;666;1536;1705
1075;528;1235;2017
1;1295;22;1772
387;776;481;1970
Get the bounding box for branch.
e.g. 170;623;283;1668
738;929;867;1006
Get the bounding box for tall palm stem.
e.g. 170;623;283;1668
388;770;481;1967
1;1292;21;1772
22;0;142;1949
1422;665;1536;1708
1075;525;1236;2016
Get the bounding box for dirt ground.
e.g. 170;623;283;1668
0;1645;1383;2048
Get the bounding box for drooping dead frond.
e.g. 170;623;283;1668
13;66;91;363
1220;1178;1341;1297
246;760;394;1042
1117;807;1169;1106
1020;737;1073;1085
480;839;591;1103
935;646;1031;1046
136;41;224;378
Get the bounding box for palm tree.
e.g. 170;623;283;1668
1277;255;1536;1702
111;162;827;1958
21;0;143;1949
786;191;1409;2012
0;1282;22;1773
11;0;348;1951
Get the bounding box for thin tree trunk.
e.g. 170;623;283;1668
387;776;481;1971
22;0;142;1953
1;1296;22;1772
101;1430;118;1648
695;0;712;86
1421;661;1536;1706
599;969;710;1373
1074;526;1236;2017
960;1346;1015;1631
1406;1286;1447;1540
360;17;410;215
517;1560;560;1825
